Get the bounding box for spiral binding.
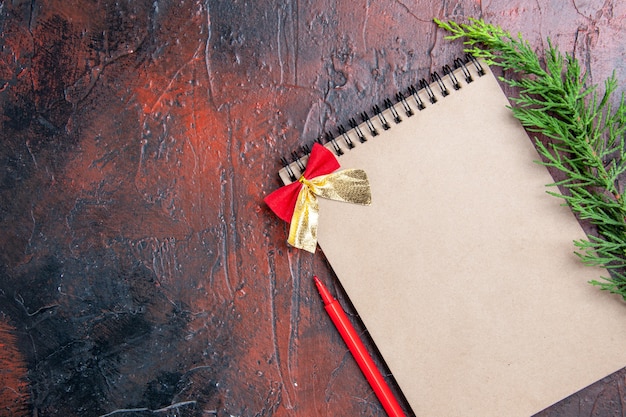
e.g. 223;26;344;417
279;55;485;183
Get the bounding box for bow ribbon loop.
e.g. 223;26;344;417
265;143;371;252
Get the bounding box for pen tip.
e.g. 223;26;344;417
313;275;334;305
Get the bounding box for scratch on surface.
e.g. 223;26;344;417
203;0;216;108
618;374;626;411
25;140;38;168
151;237;178;284
394;0;429;22
571;0;597;83
99;407;150;417
132;237;180;285
277;8;285;85
28;207;36;250
426;16;439;76
98;401;197;417
185;134;200;177
294;0;299;85
267;251;294;410
351;393;379;411
153;401;198;413
136;138;148;182
149;43;203;114
186;63;202;177
277;3;299;86
362;0;370;50
185;80;200;177
219;106;236;299
27;0;35;36
535;0;545;49
287;262;301;402
324;352;351;410
218;168;234;299
284;248;308;397
571;0;586;19
13;293;59;317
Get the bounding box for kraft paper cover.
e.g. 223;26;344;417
280;62;626;416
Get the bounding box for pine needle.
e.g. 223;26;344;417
435;18;626;299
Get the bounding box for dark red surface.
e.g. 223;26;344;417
1;1;626;416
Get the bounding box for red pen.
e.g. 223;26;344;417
314;276;407;417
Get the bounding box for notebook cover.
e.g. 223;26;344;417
285;62;626;416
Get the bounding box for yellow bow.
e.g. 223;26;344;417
289;169;371;252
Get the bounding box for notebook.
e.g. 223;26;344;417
274;58;626;416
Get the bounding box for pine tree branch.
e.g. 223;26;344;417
435;18;626;299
